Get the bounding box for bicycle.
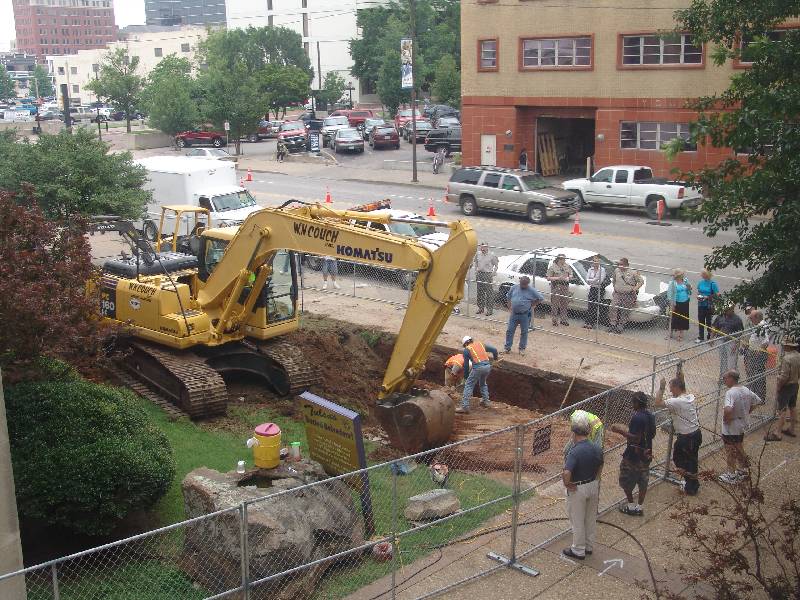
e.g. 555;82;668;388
432;147;446;174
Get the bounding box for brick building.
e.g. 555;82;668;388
12;0;117;61
460;0;772;176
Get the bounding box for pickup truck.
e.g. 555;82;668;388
562;165;703;219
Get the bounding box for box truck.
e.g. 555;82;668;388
135;156;261;240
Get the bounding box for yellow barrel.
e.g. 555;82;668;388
253;423;281;469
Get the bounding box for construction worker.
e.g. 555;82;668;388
444;353;464;388
456;335;499;414
564;409;605;458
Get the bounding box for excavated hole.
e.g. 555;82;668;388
237;474;275;489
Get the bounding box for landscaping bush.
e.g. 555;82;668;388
6;380;175;536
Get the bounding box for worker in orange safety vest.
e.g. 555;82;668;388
444;353;465;388
457;335;499;414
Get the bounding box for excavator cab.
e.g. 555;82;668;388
155;205;211;255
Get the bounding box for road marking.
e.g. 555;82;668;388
598;558;624;576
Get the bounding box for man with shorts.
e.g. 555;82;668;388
720;370;758;483
611;392;656;516
770;339;799;440
321;256;340;290
655;373;702;495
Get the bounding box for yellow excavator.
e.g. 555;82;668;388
92;201;476;450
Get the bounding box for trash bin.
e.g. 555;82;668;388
252;422;281;468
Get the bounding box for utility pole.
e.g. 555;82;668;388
409;0;418;183
316;41;322;114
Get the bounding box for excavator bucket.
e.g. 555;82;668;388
374;389;455;454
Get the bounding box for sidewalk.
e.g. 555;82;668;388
346;427;800;600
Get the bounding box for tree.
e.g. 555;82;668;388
32;64;54;98
86;47;144;133
263;64;313;119
665;0;800;335
377;47;411;116
141;55;198;138
0;128;149;219
0;65;13;101
432;54;460;108
315;71;348;111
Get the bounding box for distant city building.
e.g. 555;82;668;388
226;0;390;105
12;0;117;61
47;26;207;106
0;52;43;98
145;0;226;27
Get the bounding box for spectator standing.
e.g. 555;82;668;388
655;374;702;495
667;269;692;343
711;305;744;377
720;370;758;482
583;255;606;330
276;139;287;162
474;243;499;316
611;392;656;516
547;253;572;327
772;339;800;440
608;258;644;334
519;148;528;171
744;310;771;403
321;257;340;290
443;353;464;388
457;335;499;414
503;276;544;356
562;412;604;560
696;269;720;343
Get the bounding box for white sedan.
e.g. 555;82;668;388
493;247;663;323
184;148;238;162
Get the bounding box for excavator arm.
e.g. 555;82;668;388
195;203;477;398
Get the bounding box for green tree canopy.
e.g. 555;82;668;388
141;55;198;138
32;64;54;98
0;129;149;219
0;65;13;101
86;47;144;133
315;71;348;110
665;0;800;334
432;54;460;108
377;46;411;116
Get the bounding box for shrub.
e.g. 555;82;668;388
6;380;175;536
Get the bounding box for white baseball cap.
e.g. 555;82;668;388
462;335;473;345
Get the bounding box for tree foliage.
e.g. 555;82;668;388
0;190;106;379
315;71;348;110
32;64;54;98
7;377;175;536
0;128;149;219
86;47;144;133
0;65;13;101
141;55;199;138
377;46;411;116
666;0;800;335
432;54;461;108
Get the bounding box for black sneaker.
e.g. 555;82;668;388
562;548;585;560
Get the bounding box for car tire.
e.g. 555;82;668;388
212;137;223;148
176;138;186;148
571;190;586;210
527;203;547;225
460;195;478;216
395;143;400;149
645;196;663;220
142;220;158;242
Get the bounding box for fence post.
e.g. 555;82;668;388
51;564;60;600
390;467;398;600
650;355;657;397
508;425;524;562
240;502;250;600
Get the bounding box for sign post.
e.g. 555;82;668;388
401;34;417;183
300;392;375;537
224;120;230;148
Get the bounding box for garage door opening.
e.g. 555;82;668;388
535;117;595;177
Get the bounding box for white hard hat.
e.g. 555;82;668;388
462;335;473;345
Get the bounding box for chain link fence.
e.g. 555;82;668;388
0;332;782;600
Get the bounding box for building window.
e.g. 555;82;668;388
739;29;793;64
71;84;79;94
620;121;696;151
181;43;190;52
70;66;77;74
621;34;702;66
154;47;162;57
478;39;498;71
57;66;65;75
521;36;591;69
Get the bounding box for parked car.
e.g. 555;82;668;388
435;116;460;128
36;110;60;121
446;167;579;224
394;108;417;130
494;247;662;323
403;119;432;142
320;115;350;147
184;148;238;162
424;104;460;125
110;110;145;121
329;108;375;127
423;126;461;155
175;127;227;148
369;125;400;149
360;118;387;140
276;120;308;152
562;165;704;219
331;128;365;153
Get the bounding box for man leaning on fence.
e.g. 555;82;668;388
655;374;702;495
474;242;499;316
711;304;744;377
611;392;656;516
562;412;604;560
608;258;644;335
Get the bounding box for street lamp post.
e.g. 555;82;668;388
347;82;354;109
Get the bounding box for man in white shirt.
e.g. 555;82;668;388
583;255;606;330
474;243;499;316
655;374;702;495
719;369;759;484
744;310;771;402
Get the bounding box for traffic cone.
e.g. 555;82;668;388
570;212;582;235
246;168;253;182
427;198;436;217
325;187;332;203
239;177;245;187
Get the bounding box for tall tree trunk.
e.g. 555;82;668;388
126;116;132;134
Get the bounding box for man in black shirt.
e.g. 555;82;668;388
562;412;604;560
611;392;656;516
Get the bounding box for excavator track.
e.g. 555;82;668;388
122;342;228;420
254;340;322;395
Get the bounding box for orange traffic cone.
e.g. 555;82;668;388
427;198;436;217
239;177;245;187
246;168;253;182
325;187;332;203
570;212;582;235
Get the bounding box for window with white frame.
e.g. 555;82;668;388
739;30;793;63
522;37;591;68
479;39;497;69
622;34;702;65
620;122;696;151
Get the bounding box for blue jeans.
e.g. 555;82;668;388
463;361;491;409
505;311;531;351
